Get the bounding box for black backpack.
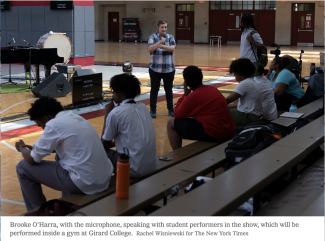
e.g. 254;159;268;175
224;123;288;170
250;30;268;67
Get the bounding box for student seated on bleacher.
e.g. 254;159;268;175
266;56;305;111
101;74;158;178
254;63;278;121
297;73;324;108
15;97;114;211
167;66;235;150
226;58;263;126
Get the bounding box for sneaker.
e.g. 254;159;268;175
150;111;156;118
168;110;174;117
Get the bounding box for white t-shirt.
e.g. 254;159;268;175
31;111;113;195
240;27;263;63
254;76;278;121
102;99;158;178
233;78;263;116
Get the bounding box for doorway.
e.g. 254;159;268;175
108;12;119;41
291;3;315;46
176;4;194;43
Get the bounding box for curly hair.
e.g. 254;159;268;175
28;96;63;121
183;66;203;88
110;74;141;99
229;58;256;78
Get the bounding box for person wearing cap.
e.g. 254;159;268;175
254;63;278;121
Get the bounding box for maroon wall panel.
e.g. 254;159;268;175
209;13;228;45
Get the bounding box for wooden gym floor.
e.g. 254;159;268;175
1;43;320;216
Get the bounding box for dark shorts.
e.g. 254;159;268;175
174;118;231;142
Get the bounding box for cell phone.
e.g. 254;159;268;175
158;156;172;162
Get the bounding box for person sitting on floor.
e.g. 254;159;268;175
266;55;305;111
254;63;278;121
101;74;158;178
226;58;263;126
15;96;114;211
167;66;235;150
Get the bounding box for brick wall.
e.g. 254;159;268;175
275;1;291;45
94;1;210;43
314;1;324;46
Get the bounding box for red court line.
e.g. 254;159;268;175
1;80;235;141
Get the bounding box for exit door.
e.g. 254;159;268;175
108;12;119;41
296;12;314;46
227;13;257;45
227;13;241;44
176;5;194;43
291;3;315;46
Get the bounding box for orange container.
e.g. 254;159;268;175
116;147;130;199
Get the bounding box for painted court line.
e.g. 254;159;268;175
1;141;18;152
0;98;37;115
1;78;237;140
0;198;25;206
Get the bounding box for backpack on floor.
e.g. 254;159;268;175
224;123;288;170
250;30;268;67
25;199;81;216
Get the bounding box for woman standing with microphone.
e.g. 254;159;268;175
147;20;176;118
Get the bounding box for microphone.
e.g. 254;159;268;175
162;32;167;45
12;37;15;44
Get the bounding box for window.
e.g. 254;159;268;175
232;1;242;10
293;3;315;12
177;4;194;11
210;1;220;10
185;16;189;27
210;1;276;11
301;16;305;29
255;1;276;10
243;1;253;10
236;16;240;28
221;1;231;10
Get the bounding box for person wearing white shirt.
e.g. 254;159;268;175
240;13;264;64
102;74;158;178
254;64;278;121
15;97;113;211
226;58;263;126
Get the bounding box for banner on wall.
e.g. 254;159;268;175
306;16;311;29
179;19;184;26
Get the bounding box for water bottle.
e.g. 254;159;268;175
289;98;298;112
116;147;130;199
310;63;316;76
